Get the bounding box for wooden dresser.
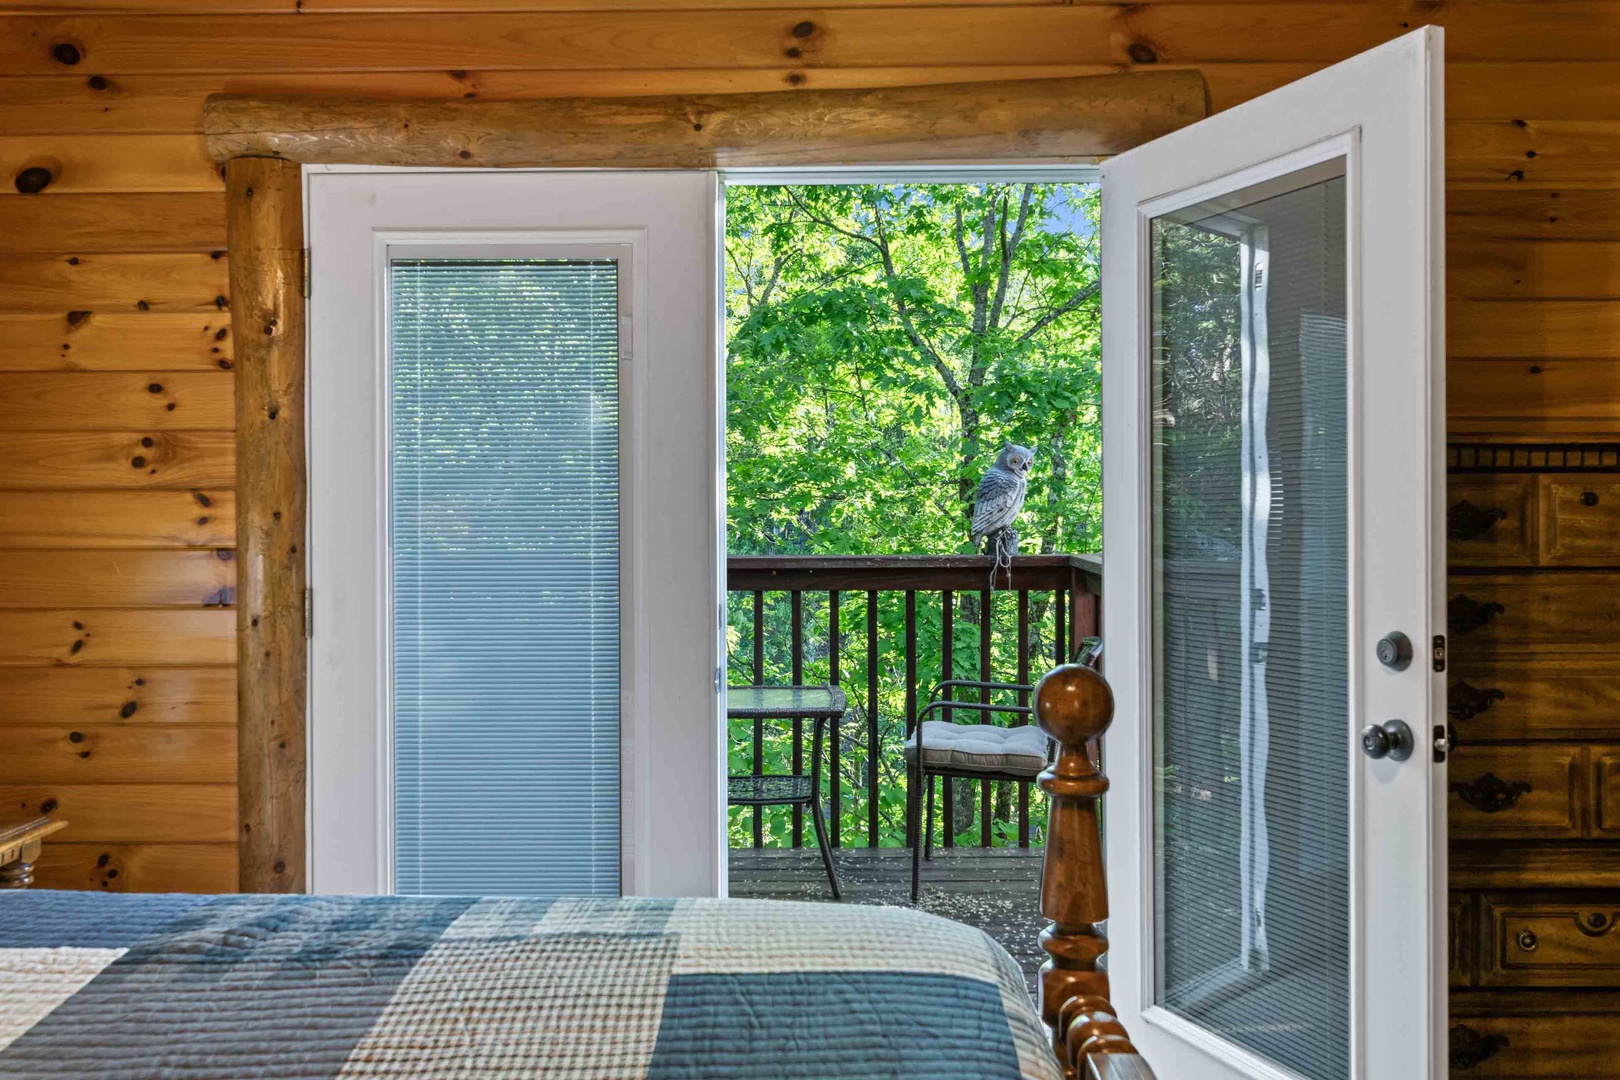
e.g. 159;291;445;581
1448;444;1620;1077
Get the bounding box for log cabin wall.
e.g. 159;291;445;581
2;2;1618;1072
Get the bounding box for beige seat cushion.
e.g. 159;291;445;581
903;720;1051;775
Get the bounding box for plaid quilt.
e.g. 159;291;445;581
0;891;1061;1079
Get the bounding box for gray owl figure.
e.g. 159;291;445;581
970;444;1033;586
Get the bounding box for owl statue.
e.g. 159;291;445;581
970;444;1034;585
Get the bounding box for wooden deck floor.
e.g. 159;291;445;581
728;846;1046;996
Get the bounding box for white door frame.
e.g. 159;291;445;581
304;168;725;899
1101;28;1446;1080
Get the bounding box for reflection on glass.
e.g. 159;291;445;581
1150;168;1348;1080
390;258;620;898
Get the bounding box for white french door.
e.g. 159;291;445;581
305;170;724;899
1101;28;1445;1080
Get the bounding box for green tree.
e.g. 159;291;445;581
724;181;1102;848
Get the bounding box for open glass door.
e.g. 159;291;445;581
1100;28;1445;1080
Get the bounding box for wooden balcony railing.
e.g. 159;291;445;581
726;553;1101;851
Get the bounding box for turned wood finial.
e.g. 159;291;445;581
1035;660;1144;1076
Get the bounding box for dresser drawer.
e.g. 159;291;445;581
1595;747;1620;838
1449;744;1586;839
1450;475;1537;567
1480;892;1620;988
1540;476;1620;566
1449;575;1620;647
1450;994;1620;1077
1448;648;1620;742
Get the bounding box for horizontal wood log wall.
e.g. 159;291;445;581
1;4;1617;1069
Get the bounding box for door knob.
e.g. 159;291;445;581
1361;719;1414;761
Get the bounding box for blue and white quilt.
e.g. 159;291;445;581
0;891;1061;1079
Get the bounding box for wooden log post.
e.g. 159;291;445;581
226;156;307;893
1034;661;1150;1079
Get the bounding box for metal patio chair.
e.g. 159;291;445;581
905;637;1101;900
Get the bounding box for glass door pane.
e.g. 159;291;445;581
389;258;620;897
1150;164;1349;1079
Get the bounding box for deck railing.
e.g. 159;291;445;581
726;553;1101;851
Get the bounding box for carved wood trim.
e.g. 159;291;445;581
1449;442;1620;473
204;73;1207;169
1451;772;1533;813
1449;1024;1510;1070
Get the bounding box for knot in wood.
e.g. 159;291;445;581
52;42;81;65
14;167;53;195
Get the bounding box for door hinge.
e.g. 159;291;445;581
304;587;313;638
714;665;724;695
1431;634;1447;673
302;247;312;299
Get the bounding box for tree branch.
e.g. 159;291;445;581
988;184;1034;332
1014;281;1100;344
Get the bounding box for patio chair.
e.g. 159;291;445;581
906;637;1101;901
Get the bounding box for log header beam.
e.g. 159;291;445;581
203;73;1207;168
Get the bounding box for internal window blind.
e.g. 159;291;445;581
1149;174;1349;1079
389;258;620;897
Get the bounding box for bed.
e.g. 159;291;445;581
0;665;1147;1080
0;891;1060;1079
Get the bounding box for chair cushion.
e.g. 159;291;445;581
903;720;1051;775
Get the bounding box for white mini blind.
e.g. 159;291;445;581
1149;175;1349;1080
389;258;620;897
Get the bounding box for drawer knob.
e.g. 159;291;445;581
1449;594;1505;637
1449;681;1505;723
1581;490;1600;507
1450;772;1532;813
1515;929;1538;952
1578;911;1616;937
1448;500;1509;542
1450;1024;1510;1070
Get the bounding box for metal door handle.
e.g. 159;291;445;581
1361;719;1414;761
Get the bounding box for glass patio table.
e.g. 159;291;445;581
726;685;846;897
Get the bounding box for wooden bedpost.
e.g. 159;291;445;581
1034;662;1152;1079
226;156;308;894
